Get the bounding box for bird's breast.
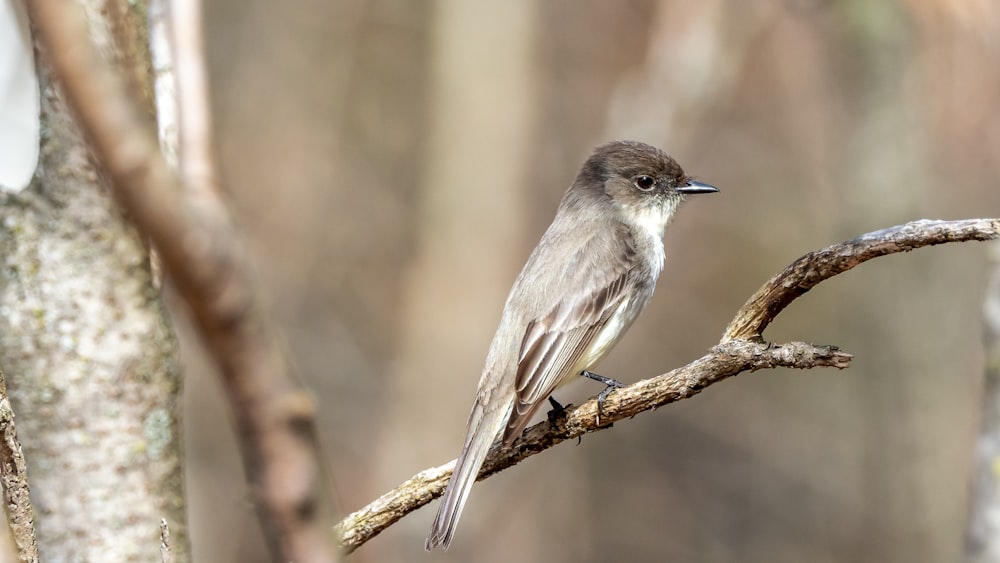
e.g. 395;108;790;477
577;296;635;370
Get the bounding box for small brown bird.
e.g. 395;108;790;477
425;140;717;550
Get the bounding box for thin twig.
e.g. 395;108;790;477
147;0;177;170
169;0;219;197
0;369;38;562
336;217;1000;553
159;518;172;563
723;218;1000;341
27;2;337;562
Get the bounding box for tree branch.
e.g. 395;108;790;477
0;368;37;562
724;218;1000;341
27;2;337;561
337;340;849;552
160;518;173;563
336;217;1000;553
168;0;220;197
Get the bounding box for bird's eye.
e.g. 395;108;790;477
634;175;655;191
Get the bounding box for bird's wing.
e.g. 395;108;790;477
502;229;639;443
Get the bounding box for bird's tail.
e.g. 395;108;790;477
425;398;508;550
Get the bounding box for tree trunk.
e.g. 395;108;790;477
966;244;1000;562
0;2;188;560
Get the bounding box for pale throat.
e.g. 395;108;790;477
621;198;674;274
625;198;678;239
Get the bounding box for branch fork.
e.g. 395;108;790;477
337;218;1000;554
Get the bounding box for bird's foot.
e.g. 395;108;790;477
546;396;581;444
580;370;625;425
546;396;566;422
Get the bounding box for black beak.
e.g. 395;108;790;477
675;180;719;194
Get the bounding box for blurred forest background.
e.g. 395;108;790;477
180;1;1000;561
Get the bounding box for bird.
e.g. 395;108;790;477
425;140;718;550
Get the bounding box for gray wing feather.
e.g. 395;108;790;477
502;230;638;443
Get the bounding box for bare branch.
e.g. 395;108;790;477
27;2;337;561
147;0;178;169
0;369;37;563
169;0;219;196
723;218;1000;341
159;519;173;563
337;340;851;553
336;217;1000;553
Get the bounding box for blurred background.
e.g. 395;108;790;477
181;1;1000;561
